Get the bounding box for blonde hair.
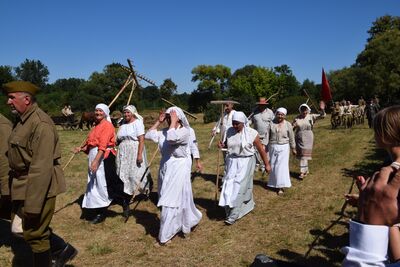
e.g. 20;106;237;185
373;105;400;147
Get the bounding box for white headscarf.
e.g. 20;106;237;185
276;107;287;115
124;105;143;121
95;103;111;122
165;106;190;128
232;111;248;125
299;103;311;113
231;111;251;152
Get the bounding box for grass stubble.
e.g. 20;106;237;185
0;113;381;266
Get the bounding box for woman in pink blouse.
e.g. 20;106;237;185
74;103;120;224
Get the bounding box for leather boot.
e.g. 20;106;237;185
33;250;51;267
122;199;130;219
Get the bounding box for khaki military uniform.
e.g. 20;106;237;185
0;114;12;218
8;103;66;252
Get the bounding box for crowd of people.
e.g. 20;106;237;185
0;80;396;266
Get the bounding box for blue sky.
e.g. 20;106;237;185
1;0;399;93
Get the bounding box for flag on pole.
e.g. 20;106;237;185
321;68;332;102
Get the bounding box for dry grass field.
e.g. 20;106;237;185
0;112;385;267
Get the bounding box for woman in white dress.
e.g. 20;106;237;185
145;107;202;245
115;105;150;218
263;107;296;195
218;112;270;225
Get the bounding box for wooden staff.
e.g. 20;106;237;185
247;92;280;120
303;89;320;112
161;98;198;120
108;75;133;108
126;76;137;105
63;74;133;171
214;103;225;202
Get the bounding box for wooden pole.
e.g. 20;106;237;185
161;98;198;120
109;75;133;108
303;89;320;112
127;78;137;105
63;74;132;171
214;103;225;203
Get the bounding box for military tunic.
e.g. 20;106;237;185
8;103;66;213
0;113;12;196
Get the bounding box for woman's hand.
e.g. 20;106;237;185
158;111;166;123
218;140;225;149
265;163;271;173
136;154;143;166
292;149;297;155
73;146;81;154
90;160;99;173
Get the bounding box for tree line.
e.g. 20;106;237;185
1;15;399;121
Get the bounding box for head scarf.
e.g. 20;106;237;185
299;103;311;113
276;107;287;116
232;111;248;125
123;105;143;121
165;106;190;128
95;103;111;122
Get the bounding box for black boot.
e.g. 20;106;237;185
90;208;106;224
33;250;51;267
52;243;78;267
122;199;130;219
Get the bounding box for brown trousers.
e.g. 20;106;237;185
12;197;56;253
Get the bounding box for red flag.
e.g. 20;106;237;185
321;68;332;102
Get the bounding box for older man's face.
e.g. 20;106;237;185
7;92;30;115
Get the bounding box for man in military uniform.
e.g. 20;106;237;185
248;97;274;171
0;113;12;219
3;81;77;267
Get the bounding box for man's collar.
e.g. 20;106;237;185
20;103;38;123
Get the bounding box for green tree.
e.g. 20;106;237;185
301;79;319;101
191;64;231;98
0;65;15;86
15;59;49;88
367;15;400;42
273;64;300;97
356;27;400;105
160;78;177;99
228;65;277;103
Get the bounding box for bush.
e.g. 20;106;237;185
203;103;220;123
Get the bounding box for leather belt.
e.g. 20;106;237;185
9;169;29;178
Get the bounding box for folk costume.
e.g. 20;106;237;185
81;104;115;213
263;108;296;190
145;107;202;244
219;112;258;225
116;105;150;197
293;104;325;178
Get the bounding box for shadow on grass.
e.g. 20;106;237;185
275;145;387;266
132;210;160;239
194;197;225;220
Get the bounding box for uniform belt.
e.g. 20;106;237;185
9;169;29;178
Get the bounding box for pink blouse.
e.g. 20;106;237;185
84;120;116;158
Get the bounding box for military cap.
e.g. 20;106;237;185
2;81;39;95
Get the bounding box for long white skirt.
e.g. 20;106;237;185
116;140;149;196
219;155;255;221
158;157;202;243
268;143;291;188
82;147;112;208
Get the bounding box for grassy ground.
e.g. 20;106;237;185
0;113;385;267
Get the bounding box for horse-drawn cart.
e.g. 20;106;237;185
51;115;80;130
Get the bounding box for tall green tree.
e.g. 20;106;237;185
367;15;400;41
0;65;15;85
191;64;231;98
15;59;49;88
159;78;177;99
273;64;300;97
228;65;277;101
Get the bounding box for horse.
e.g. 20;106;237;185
79;112;95;130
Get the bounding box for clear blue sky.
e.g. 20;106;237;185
1;0;399;93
